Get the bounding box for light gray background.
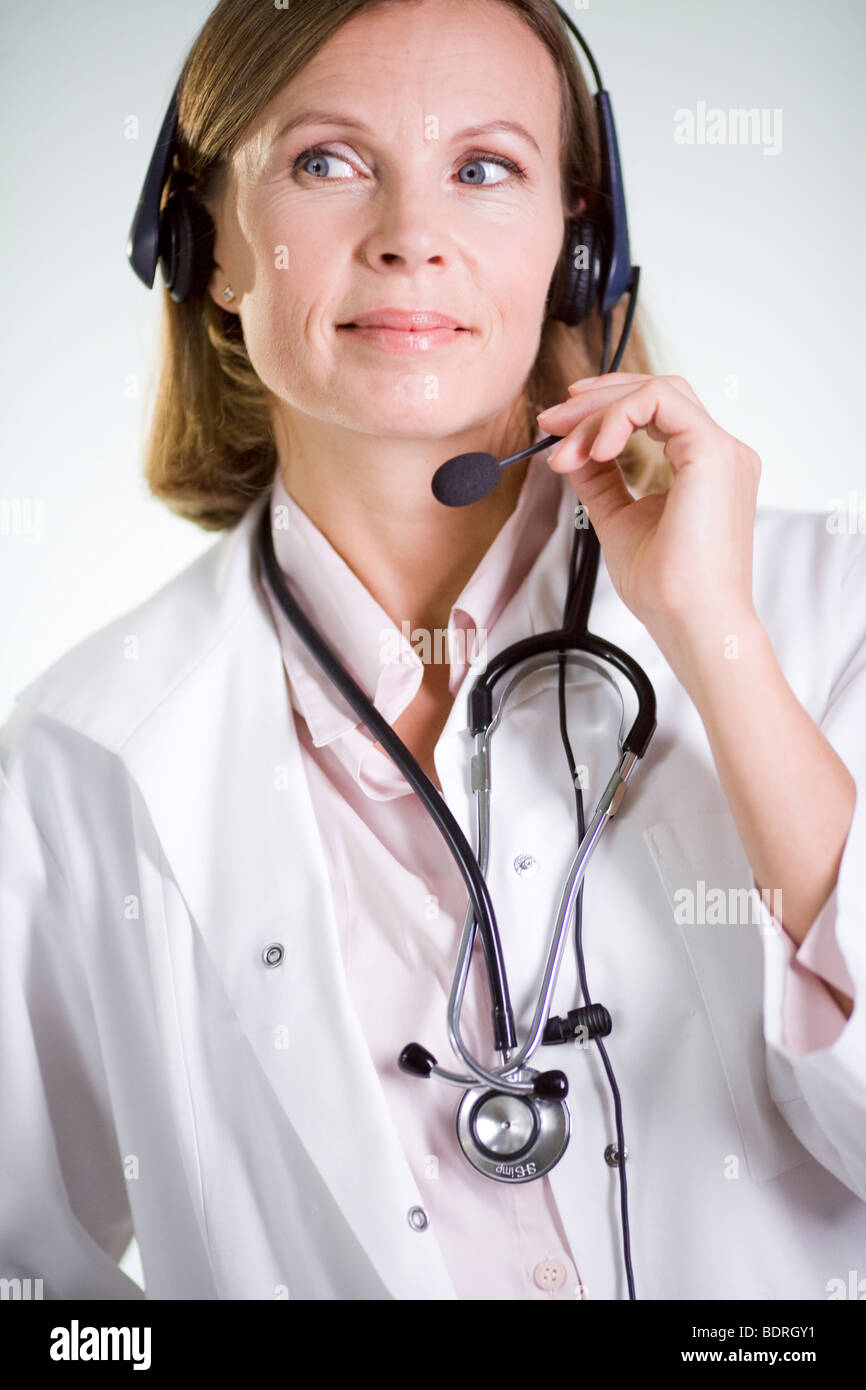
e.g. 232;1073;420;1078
2;0;864;1288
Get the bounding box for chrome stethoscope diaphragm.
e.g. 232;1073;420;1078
456;1065;572;1182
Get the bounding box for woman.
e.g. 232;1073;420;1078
1;0;864;1302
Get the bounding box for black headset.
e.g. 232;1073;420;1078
127;2;638;332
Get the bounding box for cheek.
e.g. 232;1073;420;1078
249;205;354;344
240;280;320;402
233;207;334;375
485;217;564;313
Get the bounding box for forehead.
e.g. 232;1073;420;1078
242;0;563;167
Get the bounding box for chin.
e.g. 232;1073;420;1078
343;399;468;436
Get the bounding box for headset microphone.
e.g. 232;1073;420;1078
431;431;564;507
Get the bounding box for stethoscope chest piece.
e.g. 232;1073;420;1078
455;1069;571;1183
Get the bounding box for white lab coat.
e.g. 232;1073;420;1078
2;484;865;1301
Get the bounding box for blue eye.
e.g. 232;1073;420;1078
291;144;526;186
457;155;524;185
293;146;355;180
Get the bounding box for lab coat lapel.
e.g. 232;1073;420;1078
28;495;457;1300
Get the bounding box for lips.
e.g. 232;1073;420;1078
339;309;466;331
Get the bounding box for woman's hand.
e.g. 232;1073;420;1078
537;378;857;975
536;373;762;645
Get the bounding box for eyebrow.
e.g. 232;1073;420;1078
271;110;542;157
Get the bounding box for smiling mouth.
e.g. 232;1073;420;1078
335;322;472;355
339;324;469;332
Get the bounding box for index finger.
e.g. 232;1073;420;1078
569;372;704;409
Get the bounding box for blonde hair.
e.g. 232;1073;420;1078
143;0;671;531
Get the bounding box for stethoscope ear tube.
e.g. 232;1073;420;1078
582;634;657;758
467;521;656;757
468;630;655;754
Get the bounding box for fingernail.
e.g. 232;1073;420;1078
548;441;569;467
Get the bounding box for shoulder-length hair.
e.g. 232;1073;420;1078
143;0;671;531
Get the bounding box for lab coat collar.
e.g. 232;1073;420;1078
11;467;622;1300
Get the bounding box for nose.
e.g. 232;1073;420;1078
360;178;451;277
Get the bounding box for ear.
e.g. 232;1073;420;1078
199;192;240;313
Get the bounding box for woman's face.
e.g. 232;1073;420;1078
208;0;570;442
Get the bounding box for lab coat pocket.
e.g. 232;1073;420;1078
642;809;809;1183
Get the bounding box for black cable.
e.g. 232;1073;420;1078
608;268;640;373
554;310;636;1299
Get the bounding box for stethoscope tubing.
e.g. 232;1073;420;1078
257;484;657;1097
256;499;520;1052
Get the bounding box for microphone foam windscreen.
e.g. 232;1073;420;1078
431;452;501;507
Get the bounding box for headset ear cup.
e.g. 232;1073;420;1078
158;188;216;304
547;215;608;327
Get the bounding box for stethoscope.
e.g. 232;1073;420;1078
256;307;658;1298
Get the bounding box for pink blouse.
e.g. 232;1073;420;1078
258;435;850;1299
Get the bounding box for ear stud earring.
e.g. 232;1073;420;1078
222;285;236;302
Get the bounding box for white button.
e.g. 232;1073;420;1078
407;1205;429;1231
514;854;538;878
533;1257;567;1291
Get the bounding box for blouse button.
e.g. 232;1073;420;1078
262;942;285;967
514;853;538;878
533;1257;567;1292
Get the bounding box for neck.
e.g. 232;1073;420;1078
273;398;534;636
